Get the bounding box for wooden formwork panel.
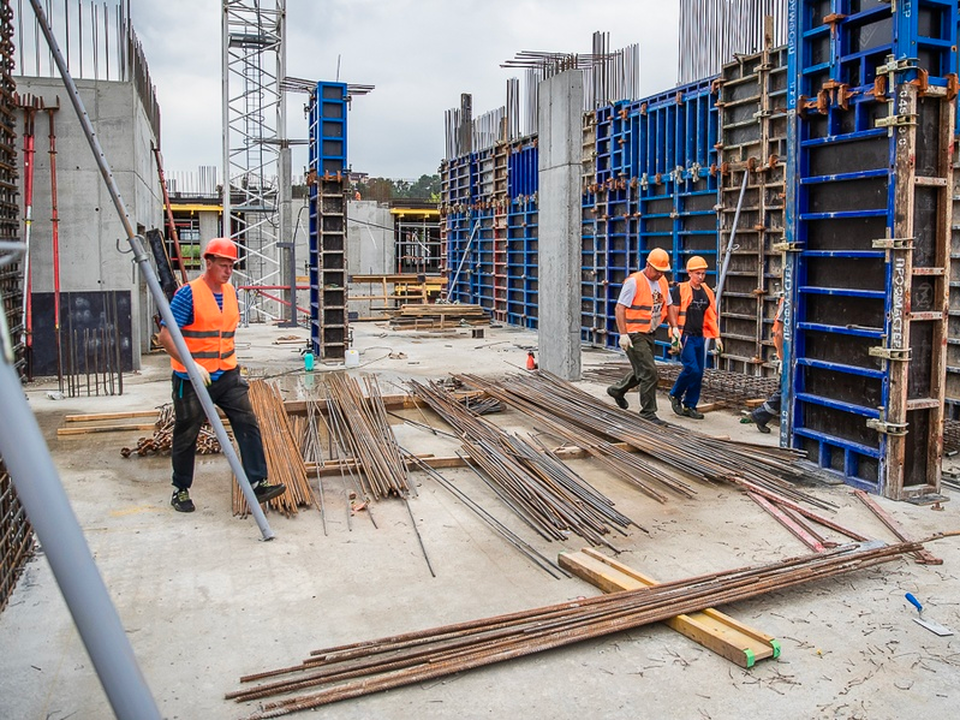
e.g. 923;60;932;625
717;45;787;376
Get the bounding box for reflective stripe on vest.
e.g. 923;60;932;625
623;271;670;334
170;279;240;374
677;282;719;338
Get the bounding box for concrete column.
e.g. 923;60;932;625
537;70;584;380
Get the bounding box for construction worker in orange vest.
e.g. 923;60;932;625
606;247;680;426
668;255;722;420
157;237;286;513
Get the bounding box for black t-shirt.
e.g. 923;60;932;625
671;284;709;336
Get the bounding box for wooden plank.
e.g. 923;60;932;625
57;424;157;436
559;548;780;669
64;410;158;423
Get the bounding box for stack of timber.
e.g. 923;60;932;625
387;303;490;330
228;541;923;717
233;380;317;517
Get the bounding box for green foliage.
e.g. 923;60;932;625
356;174;440;202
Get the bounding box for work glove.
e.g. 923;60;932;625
196;366;211;387
715;338;724;355
670;327;682;352
773;358;782;377
618;334;633;351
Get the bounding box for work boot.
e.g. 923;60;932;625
171;489;195;513
253;480;287;504
640;413;667;427
606;386;628;410
670;394;683;416
683;407;704;420
754;419;771;434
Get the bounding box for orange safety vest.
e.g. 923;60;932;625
170;279;239;374
677;282;719;338
623;271;670;334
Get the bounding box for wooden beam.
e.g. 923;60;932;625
57;424;156;436
64;410;158;423
559;548;780;668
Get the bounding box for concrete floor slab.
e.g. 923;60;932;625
2;321;959;719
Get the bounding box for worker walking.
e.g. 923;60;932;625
157;238;286;513
606;248;680;425
747;296;785;433
668;256;722;420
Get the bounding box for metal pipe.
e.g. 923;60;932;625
26;0;275;540
0;359;161;719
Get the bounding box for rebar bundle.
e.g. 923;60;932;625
120;404;220;458
408;379;637;549
324;373;410;501
233;380;317;517
229;540;919;717
678;0;787;84
462;371;822;510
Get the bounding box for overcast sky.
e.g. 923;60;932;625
127;1;680;180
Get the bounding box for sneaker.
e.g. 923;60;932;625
683;407;705;420
641;414;667;426
670;394;683;416
171;489;195;513
606;386;628;410
253;481;287;504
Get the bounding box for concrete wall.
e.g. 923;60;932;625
537;71;584;380
15;77;162;371
346;200;394;318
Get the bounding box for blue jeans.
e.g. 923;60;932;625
670;335;706;409
170;368;268;491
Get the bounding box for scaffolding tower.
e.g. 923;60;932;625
221;0;287;323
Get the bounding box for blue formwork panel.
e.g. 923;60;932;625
635;79;721;358
785;0;957;499
506;197;538;329
309;82;348;175
446;210;475;303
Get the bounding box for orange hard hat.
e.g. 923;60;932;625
203;237;238;262
647;247;671;272
686;255;708;272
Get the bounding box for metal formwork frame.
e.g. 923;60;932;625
636;80;720;359
716;38;789;377
306;81;348;360
221;0;286;323
785;0;956;499
506;140;539;328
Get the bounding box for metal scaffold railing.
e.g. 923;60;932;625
222;0;286;324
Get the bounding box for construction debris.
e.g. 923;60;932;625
120;404;221;458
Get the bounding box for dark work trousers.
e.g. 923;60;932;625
608;331;659;417
670;335;706;409
751;392;782;427
170;367;268;491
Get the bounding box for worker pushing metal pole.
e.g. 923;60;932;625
25;0;275;541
